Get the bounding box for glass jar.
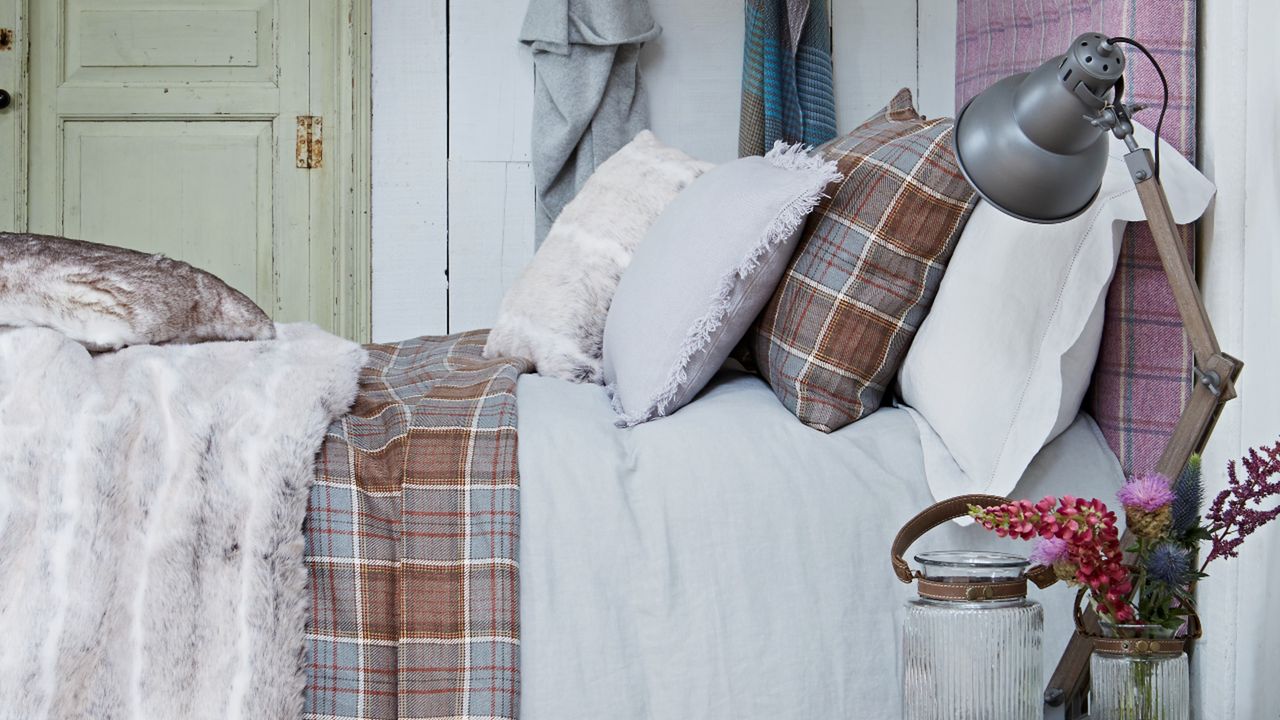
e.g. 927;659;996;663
902;551;1042;720
1090;623;1189;720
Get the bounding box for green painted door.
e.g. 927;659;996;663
5;0;355;333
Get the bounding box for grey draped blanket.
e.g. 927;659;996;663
521;0;660;244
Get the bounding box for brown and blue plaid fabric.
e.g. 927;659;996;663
304;331;530;720
750;89;978;432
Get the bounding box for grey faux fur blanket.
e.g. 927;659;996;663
0;324;365;720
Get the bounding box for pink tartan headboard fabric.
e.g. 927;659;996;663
956;0;1199;478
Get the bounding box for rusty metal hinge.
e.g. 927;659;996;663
296;116;323;169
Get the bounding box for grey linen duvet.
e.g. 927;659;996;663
515;369;1125;720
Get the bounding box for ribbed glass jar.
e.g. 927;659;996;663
902;551;1042;720
1090;623;1189;720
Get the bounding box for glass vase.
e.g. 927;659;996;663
1090;623;1189;720
902;551;1042;720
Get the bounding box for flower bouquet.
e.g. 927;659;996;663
966;440;1280;718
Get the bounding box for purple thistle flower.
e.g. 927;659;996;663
1117;473;1176;513
1029;536;1070;566
1172;455;1203;535
1145;542;1192;587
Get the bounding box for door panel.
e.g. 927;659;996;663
62;121;272;302
73;10;265;72
26;0;322;327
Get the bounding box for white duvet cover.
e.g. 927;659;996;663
518;370;1124;719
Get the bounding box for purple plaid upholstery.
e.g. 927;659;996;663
750;89;978;432
305;331;529;720
956;0;1198;476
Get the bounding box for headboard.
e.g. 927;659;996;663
955;0;1199;477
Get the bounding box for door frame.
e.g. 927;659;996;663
334;0;374;342
3;0;373;342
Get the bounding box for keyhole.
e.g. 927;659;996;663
0;29;12;50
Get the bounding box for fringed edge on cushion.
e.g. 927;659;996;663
609;143;843;427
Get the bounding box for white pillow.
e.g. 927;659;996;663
898;122;1215;501
484;131;712;383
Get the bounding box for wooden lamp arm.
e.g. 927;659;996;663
1045;148;1244;717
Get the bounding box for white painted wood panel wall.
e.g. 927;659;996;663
371;0;959;340
1197;1;1280;717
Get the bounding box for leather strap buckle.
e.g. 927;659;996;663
917;577;1029;602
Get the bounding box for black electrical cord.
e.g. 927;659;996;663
1107;36;1170;180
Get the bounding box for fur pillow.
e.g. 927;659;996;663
484;130;712;383
0;233;276;352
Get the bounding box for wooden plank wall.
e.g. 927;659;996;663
370;0;449;340
371;0;959;339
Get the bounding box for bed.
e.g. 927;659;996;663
0;3;1202;719
299;340;1126;720
298;3;1203;716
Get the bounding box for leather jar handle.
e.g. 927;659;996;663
891;494;1010;584
890;494;1058;589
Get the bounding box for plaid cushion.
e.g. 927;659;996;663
305;331;529;720
750;88;978;432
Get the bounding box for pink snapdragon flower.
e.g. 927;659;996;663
970;495;1134;624
1116;473;1176;513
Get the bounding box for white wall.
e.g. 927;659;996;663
1195;1;1280;717
370;0;957;340
370;0;448;341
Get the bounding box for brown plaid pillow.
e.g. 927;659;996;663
749;89;978;432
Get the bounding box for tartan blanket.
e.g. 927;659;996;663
955;0;1199;477
304;331;530;720
739;0;837;156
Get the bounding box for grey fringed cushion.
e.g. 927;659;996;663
602;143;841;426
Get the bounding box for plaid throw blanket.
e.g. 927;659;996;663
304;332;530;720
739;0;837;156
956;0;1198;476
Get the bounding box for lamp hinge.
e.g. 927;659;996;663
296;116;323;169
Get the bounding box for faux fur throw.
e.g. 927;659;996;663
0;324;365;720
0;233;276;352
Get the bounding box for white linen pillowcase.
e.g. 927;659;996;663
602;142;842;426
898;122;1216;502
484;130;712;383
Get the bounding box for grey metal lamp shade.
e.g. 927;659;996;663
953;33;1126;224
